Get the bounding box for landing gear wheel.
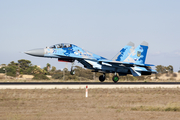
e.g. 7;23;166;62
112;75;119;83
70;70;75;75
99;75;106;82
70;61;75;75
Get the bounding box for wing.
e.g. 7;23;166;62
98;59;155;67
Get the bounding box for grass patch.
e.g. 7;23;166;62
165;107;180;111
107;106;117;109
131;106;180;112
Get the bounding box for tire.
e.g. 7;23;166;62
112;75;119;83
70;70;75;75
99;75;105;82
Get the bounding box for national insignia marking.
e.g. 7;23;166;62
137;51;141;57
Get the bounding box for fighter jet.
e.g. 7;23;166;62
25;41;157;83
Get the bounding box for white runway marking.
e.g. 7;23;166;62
0;85;180;89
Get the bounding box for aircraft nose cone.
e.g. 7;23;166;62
25;48;44;57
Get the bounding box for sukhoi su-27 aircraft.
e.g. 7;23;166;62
25;41;157;83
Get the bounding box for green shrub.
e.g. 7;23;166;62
6;66;17;77
52;74;63;79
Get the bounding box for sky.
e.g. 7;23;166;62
0;0;180;71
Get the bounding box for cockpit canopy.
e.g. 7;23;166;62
49;43;73;48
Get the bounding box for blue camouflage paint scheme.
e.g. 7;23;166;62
123;44;148;65
112;45;133;61
25;42;157;77
135;45;148;64
44;44;107;60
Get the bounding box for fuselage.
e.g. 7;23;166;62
25;42;157;83
25;43;107;60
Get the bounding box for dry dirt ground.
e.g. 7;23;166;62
0;88;180;120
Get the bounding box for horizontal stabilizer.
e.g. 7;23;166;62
130;67;141;76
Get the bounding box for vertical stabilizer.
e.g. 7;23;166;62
112;42;135;62
124;41;148;64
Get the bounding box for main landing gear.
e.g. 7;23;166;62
112;73;119;83
112;75;119;83
99;73;106;82
99;73;119;83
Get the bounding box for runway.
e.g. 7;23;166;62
0;82;180;89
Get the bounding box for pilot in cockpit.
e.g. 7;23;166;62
56;44;60;48
50;45;56;48
49;44;72;49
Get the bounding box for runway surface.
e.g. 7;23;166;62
1;82;180;85
0;82;180;89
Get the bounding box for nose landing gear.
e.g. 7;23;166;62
70;70;75;75
70;62;75;75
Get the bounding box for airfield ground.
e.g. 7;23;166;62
0;88;180;120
